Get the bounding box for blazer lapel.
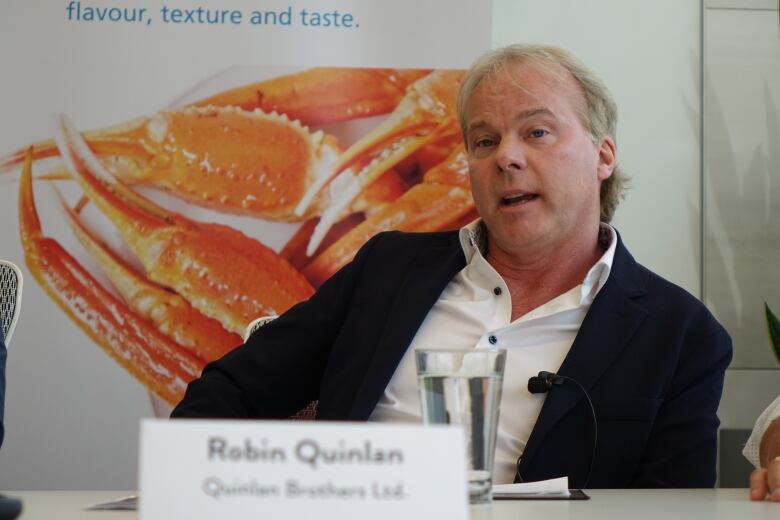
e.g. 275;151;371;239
517;237;648;479
349;232;466;419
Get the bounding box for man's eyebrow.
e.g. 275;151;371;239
467;120;490;133
515;107;555;120
467;108;556;133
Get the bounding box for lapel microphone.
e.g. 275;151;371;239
527;371;564;394
520;371;598;489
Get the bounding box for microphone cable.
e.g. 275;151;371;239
521;371;598;489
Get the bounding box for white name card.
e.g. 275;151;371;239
139;419;468;520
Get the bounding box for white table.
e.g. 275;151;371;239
6;489;777;519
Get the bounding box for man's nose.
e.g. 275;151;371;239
496;139;526;172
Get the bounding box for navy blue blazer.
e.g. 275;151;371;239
173;230;732;488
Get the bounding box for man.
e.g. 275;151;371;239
173;44;732;488
746;396;780;501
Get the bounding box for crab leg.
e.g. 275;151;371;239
296;70;465;255
192;67;431;124
56;188;243;361
54;114;315;335
0;118;155;172
19;148;204;405
301;145;474;287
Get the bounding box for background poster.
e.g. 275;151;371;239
0;0;490;489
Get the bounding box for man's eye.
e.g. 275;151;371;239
529;129;549;138
474;138;495;148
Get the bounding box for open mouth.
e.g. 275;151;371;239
501;193;538;206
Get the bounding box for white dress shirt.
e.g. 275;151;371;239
369;219;617;483
743;395;780;467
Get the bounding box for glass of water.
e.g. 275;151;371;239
415;348;506;505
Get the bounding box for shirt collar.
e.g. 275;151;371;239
581;224;616;305
458;218;617;305
458;218;488;262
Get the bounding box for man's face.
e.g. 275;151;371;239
464;61;615;258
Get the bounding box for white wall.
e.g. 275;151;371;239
493;0;703;297
704;0;780;428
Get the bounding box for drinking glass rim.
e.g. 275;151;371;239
414;348;506;355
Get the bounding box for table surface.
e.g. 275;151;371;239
4;488;777;519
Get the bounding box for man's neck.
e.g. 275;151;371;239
486;227;605;320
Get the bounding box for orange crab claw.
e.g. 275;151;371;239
19;147;204;405
46;108;343;221
301;144;474;287
54;114;315;335
0;67;431;171
296;70;464;255
329;71;464;175
2;106;407;224
56;188;243;362
193;67;431;125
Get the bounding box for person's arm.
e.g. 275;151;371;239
760;418;780;467
630;318;732;487
749;414;780;501
171;232;382;419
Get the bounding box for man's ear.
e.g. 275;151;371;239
596;136;617;181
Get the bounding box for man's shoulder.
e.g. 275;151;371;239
612;234;697;304
616;242;728;339
634;261;698;306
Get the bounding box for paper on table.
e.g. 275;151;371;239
81;480;569;509
85;495;138;511
492;476;571;497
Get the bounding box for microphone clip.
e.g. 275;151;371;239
527;371;564;394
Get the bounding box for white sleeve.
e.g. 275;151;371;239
743;395;780;468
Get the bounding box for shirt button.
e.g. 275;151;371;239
493;287;502;296
488;335;498;345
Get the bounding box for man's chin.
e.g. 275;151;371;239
487;225;548;254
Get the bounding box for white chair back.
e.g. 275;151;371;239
243;315;279;342
0;260;23;347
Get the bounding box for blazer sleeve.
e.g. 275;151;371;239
631;314;732;487
171;232;383;419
